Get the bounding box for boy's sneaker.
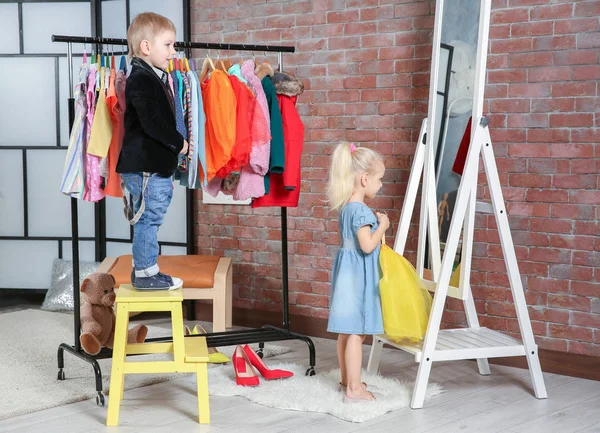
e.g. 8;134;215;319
131;269;135;285
133;272;183;291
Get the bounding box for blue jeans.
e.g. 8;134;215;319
121;172;173;277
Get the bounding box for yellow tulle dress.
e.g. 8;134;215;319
379;236;433;344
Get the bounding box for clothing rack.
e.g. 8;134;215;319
53;34;316;406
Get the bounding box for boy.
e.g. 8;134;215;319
117;12;188;290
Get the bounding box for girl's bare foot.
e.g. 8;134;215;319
339;381;367;392
345;386;375;401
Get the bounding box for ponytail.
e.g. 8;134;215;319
327;142;382;211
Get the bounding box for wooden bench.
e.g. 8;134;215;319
99;255;232;332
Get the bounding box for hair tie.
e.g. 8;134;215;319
349;143;357;153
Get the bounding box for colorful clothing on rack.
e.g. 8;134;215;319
216;74;251;178
260;75;285;195
252;94;303;208
60;64;89;199
201;69;236;182
104;68;124;198
83;65;105;202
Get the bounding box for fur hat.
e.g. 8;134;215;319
272;71;304;96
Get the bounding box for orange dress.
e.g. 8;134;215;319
215;75;252;178
103;68;124;197
201;70;237;181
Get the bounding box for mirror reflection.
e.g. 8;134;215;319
433;1;481;245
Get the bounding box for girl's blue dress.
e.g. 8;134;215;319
327;202;384;335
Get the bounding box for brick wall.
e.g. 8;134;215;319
191;0;600;356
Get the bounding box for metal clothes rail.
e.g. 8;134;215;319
53;34;315;406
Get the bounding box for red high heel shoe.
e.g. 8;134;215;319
243;344;294;380
232;346;260;387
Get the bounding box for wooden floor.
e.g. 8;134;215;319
1;304;600;432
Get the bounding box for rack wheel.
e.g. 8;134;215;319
305;367;316;376
57;369;66;381
256;349;264;359
96;393;105;406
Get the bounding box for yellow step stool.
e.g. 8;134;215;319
106;285;210;427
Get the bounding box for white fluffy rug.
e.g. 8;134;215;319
206;362;443;423
0;309;290;420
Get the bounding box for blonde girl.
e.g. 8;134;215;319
326;142;389;402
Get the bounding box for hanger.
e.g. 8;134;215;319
83;43;88;64
111;45;115;70
120;54;127;72
215;58;228;73
185;57;191;72
199;51;215;82
179;52;185;72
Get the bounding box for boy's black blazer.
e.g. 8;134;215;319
116;57;184;176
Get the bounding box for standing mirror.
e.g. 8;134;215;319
425;1;482;275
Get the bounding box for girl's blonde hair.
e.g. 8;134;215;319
327;142;383;211
127;12;176;58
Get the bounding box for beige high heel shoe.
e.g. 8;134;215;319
184;324;230;364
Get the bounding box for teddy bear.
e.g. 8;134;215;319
79;272;148;355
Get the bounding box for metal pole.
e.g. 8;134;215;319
67;42;81;352
278;51;290;331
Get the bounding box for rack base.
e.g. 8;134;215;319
56;326;316;406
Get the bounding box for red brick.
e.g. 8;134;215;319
529;66;572;82
527;129;570;143
529;247;571;264
530;218;573;234
394;2;430;17
490;24;511;39
378;18;413;33
551;204;595;220
550;113;594;128
549;324;593;342
577;32;600;49
359;5;394;21
569;341;600;357
488;69;527;83
569;190;600;205
512;231;549;247
296;293;329;308
512;21;554;37
327;9;359;23
537;337;568;352
575;1;600;17
573;65;600;80
491;99;531;113
552;82;597;97
553;174;597;189
533;35;576;51
571;281;600;297
507;113;548;128
527;277;570;294
557;18;600;35
573;251;600;267
531;4;573;20
492;8;529;24
532;98;576;113
491;38;533;53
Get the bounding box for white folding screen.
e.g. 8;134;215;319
0;4;20;54
0;0;187;290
